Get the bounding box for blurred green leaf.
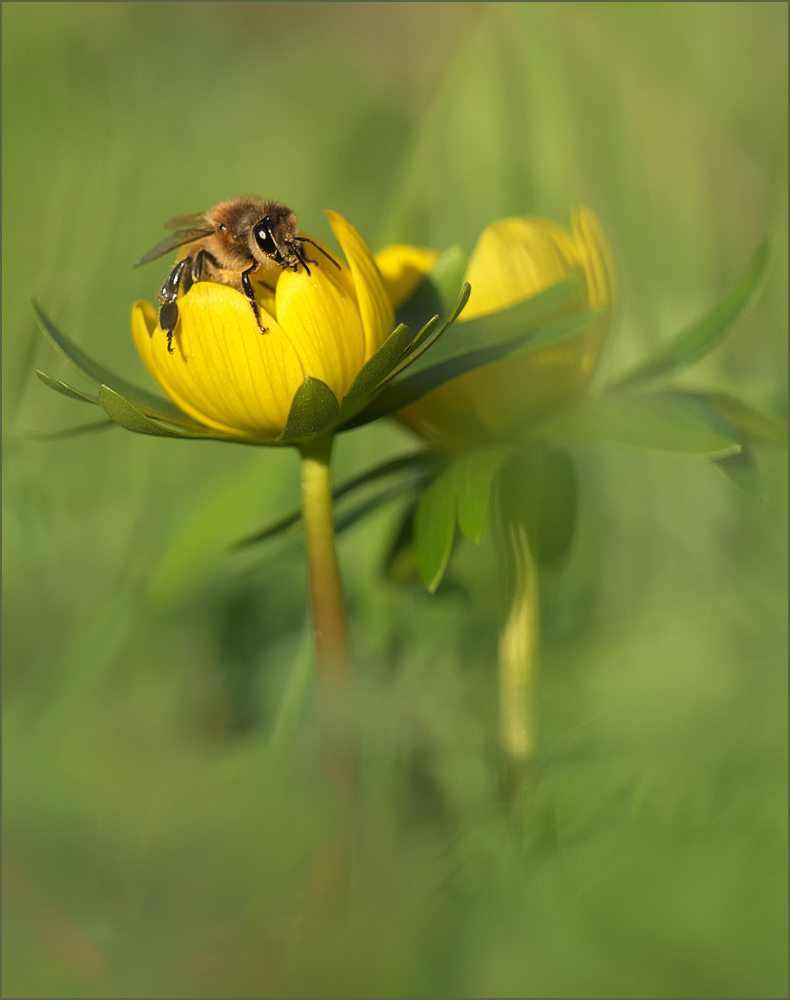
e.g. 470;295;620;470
35;369;99;405
382;499;420;585
611;240;772;389
269;625;315;754
415;447;510;590
532;392;743;456
27;419;116;441
395;246;469;331
280;377;339;444
692;390;787;445
403;280;579;375
456;447;511;544
358;307;598;423
497;445;578;567
335;479;420;534
233;451;435;549
415;469;457;592
712;446;766;499
32;300;206;429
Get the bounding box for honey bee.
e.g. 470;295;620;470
134;197;338;353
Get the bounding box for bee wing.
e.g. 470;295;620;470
134;227;215;268
163;212;208;230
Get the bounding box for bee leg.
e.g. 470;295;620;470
241;265;268;334
192;249;219;283
158;258;188;354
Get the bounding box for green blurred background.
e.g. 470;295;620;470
3;3;787;997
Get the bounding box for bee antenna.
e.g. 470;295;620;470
296;237;341;269
294;245;312;277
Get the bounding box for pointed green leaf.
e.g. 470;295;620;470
383;500;420;586
342;323;414;403
350;308;597;425
232;450;435;549
531;392;742;457
403;282;581;377
456;447;511;544
32;300;206;430
279;377;339;443
395;246;469;332
35;369;100;405
335;479;420;534
27;419;116;441
230;509;304;549
712;447;766;499
691;390;786;445
415;468;458;592
611;240;772;389
99;384;218;439
385;280;472;382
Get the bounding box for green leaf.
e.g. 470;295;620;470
279;377;339;443
386;281;472;381
456;447;511;544
611;240;772;389
32;300;208;430
691;390;787;445
414;446;510;591
497;446;578;567
342;323;414;402
531;392;743;457
415;469;458;592
335;479;420;534
232;450;436;549
352;307;597;424
423;279;579;369
27;419;116;441
712;447;766;499
35;369;99;405
382;500;420;586
269;625;315;754
395;246;469;332
99;385;219;439
230;508;304;549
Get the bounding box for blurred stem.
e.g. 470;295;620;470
499;521;539;792
299;433;355;913
299;434;352;682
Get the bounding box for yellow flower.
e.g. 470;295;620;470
376;209;614;449
132;211;394;441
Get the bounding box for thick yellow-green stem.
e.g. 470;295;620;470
299;434;354;912
299;434;352;683
499;522;539;777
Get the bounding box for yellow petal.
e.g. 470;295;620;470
374;244;438;308
275;244;365;402
395;209;616;446
462;217;580;321
134;283;308;439
326;210;394;359
571;207;615;310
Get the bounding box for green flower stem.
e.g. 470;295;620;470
299;434;352;682
299;433;355;914
499;522;539;785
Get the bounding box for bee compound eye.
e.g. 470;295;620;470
254;222;277;255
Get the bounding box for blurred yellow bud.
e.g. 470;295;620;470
132;211;393;441
377;209;614;449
